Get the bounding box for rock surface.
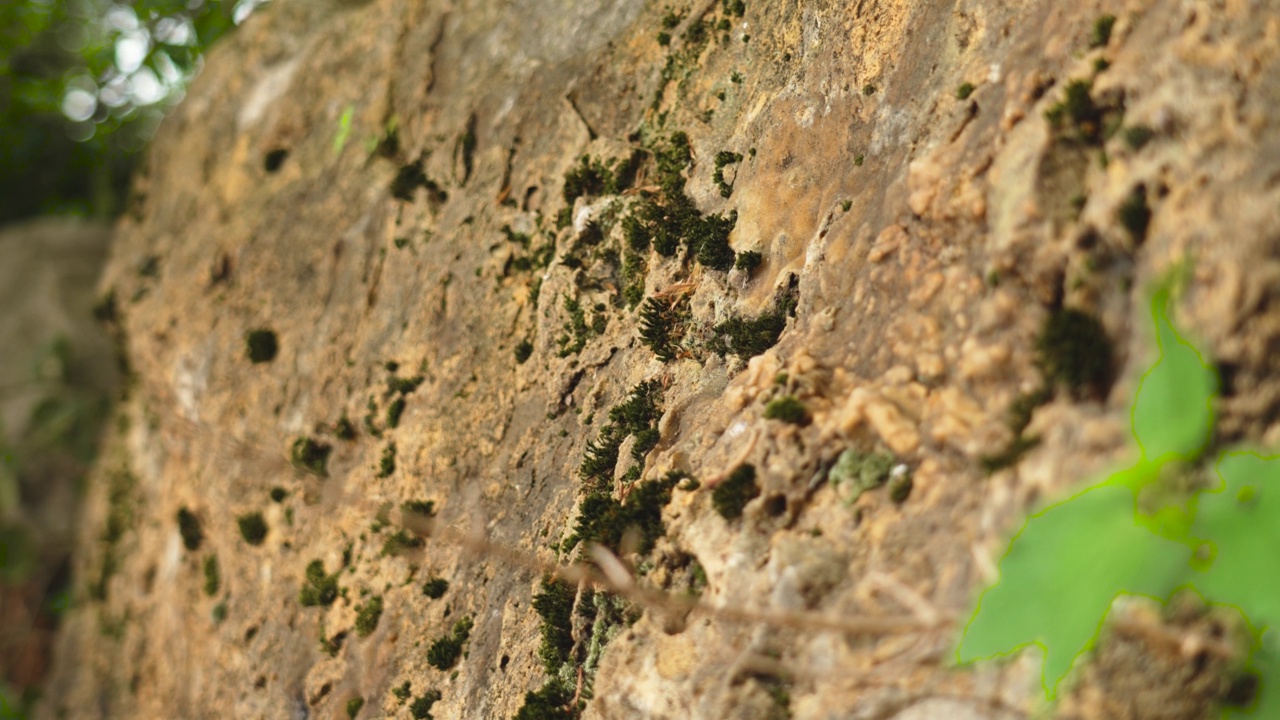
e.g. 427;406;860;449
37;0;1280;718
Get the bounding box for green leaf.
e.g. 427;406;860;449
957;481;1190;697
1131;280;1216;463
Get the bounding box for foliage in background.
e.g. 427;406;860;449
958;270;1279;717
0;0;265;223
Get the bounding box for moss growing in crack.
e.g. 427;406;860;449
562;153;637;205
1037;308;1114;400
829;449;895;504
712;464;759;520
712;150;743;198
707;281;797;359
1117;184;1151;244
245;329;278;364
533;576;576;670
388;374;425;396
386;397;406;429
515;339;534;364
422;576;449;599
691;210;738;271
381;529;424;557
735;250;762;273
514;680;577;720
1089;14;1117;48
354;595;383;637
409;690;442;719
291;437;332;477
426;616;474;670
176;508;202;551
763;395;809;425
1123;125;1156;150
237;512;267;546
202;554;220;596
346;696;365;719
639;294;690;362
378;442;397;478
300;559;340;607
956;82;976;100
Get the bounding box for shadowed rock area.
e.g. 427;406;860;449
37;0;1280;718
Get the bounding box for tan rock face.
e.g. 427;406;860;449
38;0;1280;719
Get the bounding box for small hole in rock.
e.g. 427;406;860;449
763;495;787;517
264;148;289;173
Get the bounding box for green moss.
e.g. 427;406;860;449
723;0;746;17
212;602;227;623
888;468;913;504
299;559;340;607
237;512;267;546
1117;185;1151;243
712;150;743;198
1089;14;1117;48
392;681;413;704
409;690;442;719
269;486;287;503
1044;79;1101;141
562;153;637;205
426;616;473;670
354;595;383;637
1122;125;1155;150
707;283;797;359
401;500;436;518
853;154;865;166
202;554;220;596
735;250;762;273
862;83;877;95
390;160;447;205
514;680;577;720
386;397;406;428
956;82;975;100
533;577;575;670
556;296;593;357
176;508;202;551
245;329;278;364
381;529;424;557
691;211;737;270
346;696;365;719
712;464;760;520
639;295;689;362
422;577;449;599
514;340;534;364
1037;308;1114;399
290;437;332;477
378;442;397;478
621;250;648;309
656;31;672;46
763;395;808;425
388;374;425;395
828;449;895;504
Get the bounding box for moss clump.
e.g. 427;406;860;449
578;381;664;490
1117;185;1151;244
390;160;448;205
426;617;474;670
828;449;895;504
176;508;202;551
862;83;877;95
514;340;534;364
1044;79;1102;141
392;681;413;703
290;437;332;477
378;442;397;478
514;681;577;720
533;577;575;669
211;602;227;623
334;415;357;441
1037;308;1114;400
562;153;637;205
707;282;797;359
388;374;425;396
639;294;690;362
354;595;383;637
409;690;442;719
735;250;762;273
422;577;449;599
691;210;738;271
346;696;365;719
237;512;267;546
202;554;220;596
381;529;424;557
557;296;605;358
386;397;406;428
712;464;759;520
401;500;436;518
1089;14;1117;48
269;486;288;503
763;395;809;425
299;559;340;607
956;82;975;100
712;150;743;198
1123;125;1155;150
245;329;278;364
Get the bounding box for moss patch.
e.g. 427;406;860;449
712;464;759;520
237;512;267;546
763;395;808;425
299;559;340;607
426;617;474;670
290;436;332;477
176;507;202;551
244;329;278;364
1037;308;1114;400
354;595;383;637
